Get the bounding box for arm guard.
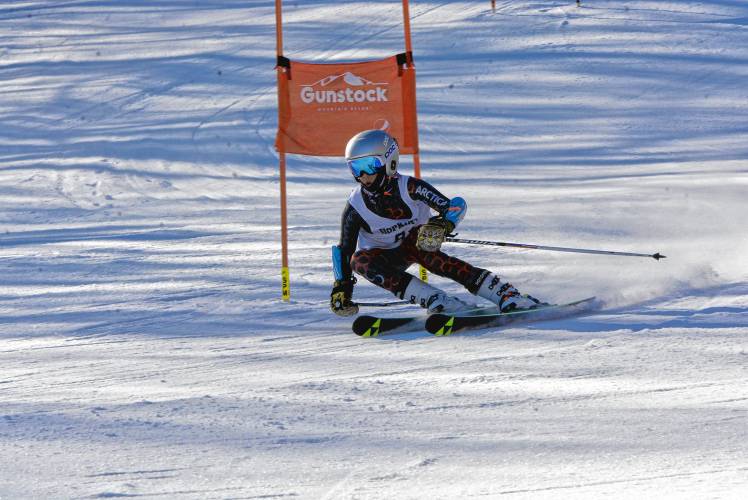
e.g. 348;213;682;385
444;197;467;230
332;245;345;281
332;202;365;281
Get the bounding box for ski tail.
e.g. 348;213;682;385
351;302;494;337
352;315;419;336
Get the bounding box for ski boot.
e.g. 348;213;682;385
475;272;544;313
403;278;473;314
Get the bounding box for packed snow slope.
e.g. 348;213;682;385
1;1;747;498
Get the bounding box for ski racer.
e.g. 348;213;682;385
330;129;542;317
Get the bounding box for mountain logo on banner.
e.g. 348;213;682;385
300;71;389;105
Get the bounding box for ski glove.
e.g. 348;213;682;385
416;216;454;252
330;277;359;317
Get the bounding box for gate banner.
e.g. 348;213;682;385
276;54;417;157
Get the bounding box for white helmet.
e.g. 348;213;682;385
345;129;400;180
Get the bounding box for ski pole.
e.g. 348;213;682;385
355;300;410;307
445;237;666;260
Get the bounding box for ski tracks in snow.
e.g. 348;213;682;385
2;1;748;498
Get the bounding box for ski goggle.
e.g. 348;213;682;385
347;155;385;178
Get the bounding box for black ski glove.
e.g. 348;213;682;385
416;216;455;252
330;277;359;317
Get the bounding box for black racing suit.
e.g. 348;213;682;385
337;175;487;299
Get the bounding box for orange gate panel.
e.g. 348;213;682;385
276;54;418;157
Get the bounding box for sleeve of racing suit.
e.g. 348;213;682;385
406;177;467;229
332;202;368;281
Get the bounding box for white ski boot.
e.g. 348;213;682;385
475;272;543;312
403;278;472;314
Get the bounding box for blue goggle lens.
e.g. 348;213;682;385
347;156;384;178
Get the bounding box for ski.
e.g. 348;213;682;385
352;304;499;336
425;297;597;336
352;314;423;337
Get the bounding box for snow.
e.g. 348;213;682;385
1;0;746;498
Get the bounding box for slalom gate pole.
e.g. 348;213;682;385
445;237;666;260
402;0;427;283
275;0;291;301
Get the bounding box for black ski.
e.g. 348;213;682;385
352;315;422;337
425;297;597;336
352;304;496;336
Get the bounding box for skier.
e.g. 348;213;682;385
330;129;542;317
